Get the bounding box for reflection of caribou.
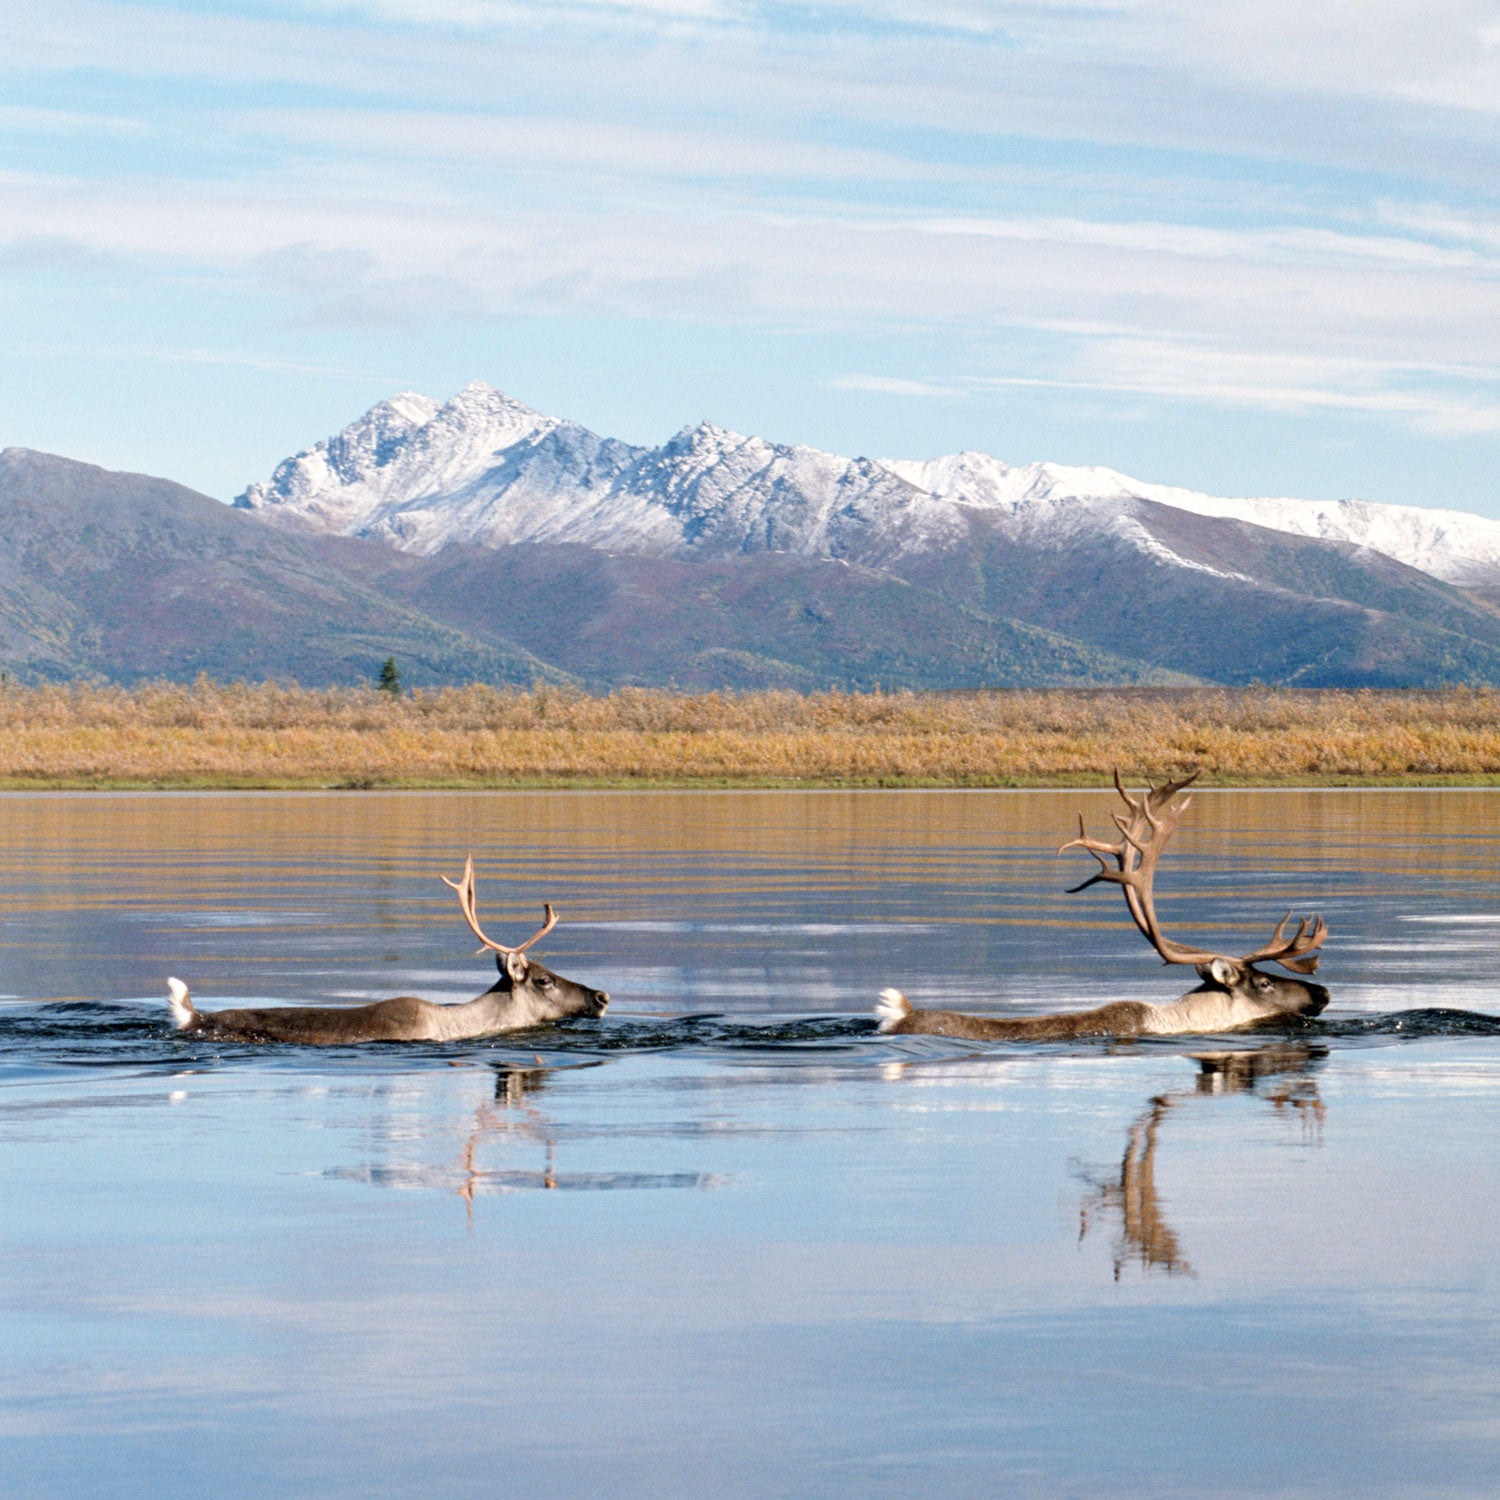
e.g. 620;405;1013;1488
327;1058;723;1211
458;1063;559;1217
165;858;609;1044
879;773;1330;1041
1079;1043;1327;1279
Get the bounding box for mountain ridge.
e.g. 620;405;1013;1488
8;381;1500;690
234;382;1500;589
1;447;1189;690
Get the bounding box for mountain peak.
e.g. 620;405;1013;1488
446;380;542;417
378;391;441;424
667;418;752;449
231;381;1500;589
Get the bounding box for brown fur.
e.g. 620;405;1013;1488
887;999;1159;1041
877;963;1329;1042
170;953;608;1045
183;996;444;1045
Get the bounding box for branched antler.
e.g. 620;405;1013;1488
1059;771;1326;974
442;856;557;956
1238;912;1327;976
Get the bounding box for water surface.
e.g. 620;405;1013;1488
3;790;1500;1497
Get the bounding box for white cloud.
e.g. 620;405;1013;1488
746;0;1140;38
8;0;1500;478
829;374;965;397
902;214;1491;272
8;163;1500;406
1132;0;1500;113
977;339;1500;437
20;341;387;380
3;161;1497;335
303;0;735;24
246;108;957;183
1376;200;1500;253
292;0;1144;37
0;105;147;137
9;0;1500;199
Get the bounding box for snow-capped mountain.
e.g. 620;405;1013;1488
237;381;1500;590
14;421;1500;691
239;381;963;563
238;384;654;552
883;451;1500;588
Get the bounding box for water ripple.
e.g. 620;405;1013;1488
3;1000;1500;1083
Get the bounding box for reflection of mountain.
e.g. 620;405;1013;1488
1078;1044;1327;1280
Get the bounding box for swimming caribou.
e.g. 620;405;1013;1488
877;773;1329;1040
166;857;608;1044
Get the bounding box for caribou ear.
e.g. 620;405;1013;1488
504;950;530;984
1202;957;1243;988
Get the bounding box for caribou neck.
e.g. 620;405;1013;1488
425;977;550;1039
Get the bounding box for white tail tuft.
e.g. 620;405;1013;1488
166;976;196;1030
875;988;912;1032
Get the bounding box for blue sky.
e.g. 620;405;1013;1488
5;0;1500;513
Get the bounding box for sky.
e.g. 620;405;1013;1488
5;1;1500;514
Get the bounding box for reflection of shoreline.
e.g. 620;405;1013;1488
1078;1043;1327;1280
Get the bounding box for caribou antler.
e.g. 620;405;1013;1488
441;856;557;956
1238;911;1328;976
1059;771;1325;974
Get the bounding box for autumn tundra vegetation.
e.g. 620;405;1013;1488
0;678;1496;788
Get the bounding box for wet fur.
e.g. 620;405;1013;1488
167;955;608;1045
876;965;1329;1042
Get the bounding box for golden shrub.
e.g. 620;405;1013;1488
0;681;1494;786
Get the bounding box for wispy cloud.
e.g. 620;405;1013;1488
300;0;737;25
8;165;1500;361
976;339;1500;437
829;375;966;398
293;0;1143;38
901;214;1493;271
246;108;957;183
1159;0;1500;112
1376;199;1500;253
7;0;1500;505
0;105;146;136
19;340;388;380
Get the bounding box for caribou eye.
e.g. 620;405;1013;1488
536;975;554;989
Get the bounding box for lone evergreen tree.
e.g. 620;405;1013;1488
377;657;402;695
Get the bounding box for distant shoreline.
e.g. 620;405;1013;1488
0;679;1496;790
3;776;1499;792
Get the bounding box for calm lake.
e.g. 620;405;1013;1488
3;788;1500;1498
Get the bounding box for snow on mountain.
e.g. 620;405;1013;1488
1134;490;1500;590
237;383;962;562
883;452;1500;588
629;420;964;560
238;382;659;552
237;383;1500;588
